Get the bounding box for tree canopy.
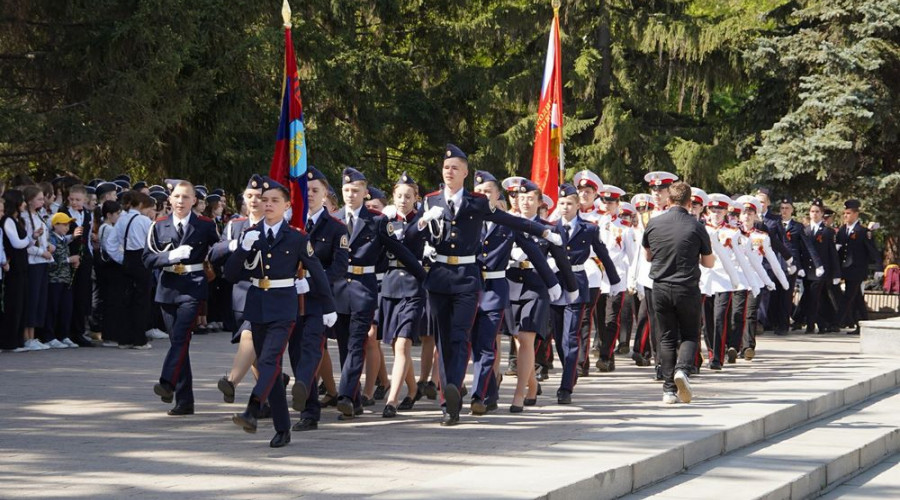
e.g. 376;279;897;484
1;0;897;257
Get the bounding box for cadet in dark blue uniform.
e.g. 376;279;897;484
778;197;823;329
379;172;428;418
836;199;881;334
409;145;569;425
288;167;347;431
333;167;426;419
796;199;841;333
209;175;266;404
143;180;220;415
225;177;334;447
550;184;619;404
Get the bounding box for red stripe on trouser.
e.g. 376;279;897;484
170;310;198;385
606;293;626;359
719;293;732;362
260;322;295;402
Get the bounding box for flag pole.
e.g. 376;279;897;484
552;0;563;187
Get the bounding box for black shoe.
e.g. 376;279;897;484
154;382;174;404
337;406;363;421
655;365;664;381
616;344;630;355
291;418;318;432
218;376;235;404
320;393;338;407
524;398;537;406
484;402;499;414
579;367;589;378
398;396;415;411
194;325;209;335
291;381;308;412
726;347;738;364
382;404;398;418
317;381;326;395
596;359;614;373
361;396;376;407
470;398;488;415
557;390;572;405
424;381;438;400
232;409;258;433
460;385;468;398
282;373;291;389
710;360;723;371
444;384;461;420
509;405;524;413
258;403;272;419
269;430;291;448
632;351;650;367
167;404;194;416
537;367;549;381
440;411;460;426
805;327;818;334
374;384;389;401
336;396;356;417
536;382;542;396
774;329;788;336
415;381;426;402
848;325;860;336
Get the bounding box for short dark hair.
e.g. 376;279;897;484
668;182;692;207
101;200;122;218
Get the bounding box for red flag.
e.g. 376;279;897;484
530;7;564;204
269;19;308;230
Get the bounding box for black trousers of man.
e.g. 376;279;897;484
651;282;701;394
837;280;867;328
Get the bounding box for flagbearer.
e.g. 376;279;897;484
225;177;334;448
143;180;220;415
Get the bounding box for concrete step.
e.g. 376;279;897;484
623;390;900;500
817;453;900;499
370;353;900;500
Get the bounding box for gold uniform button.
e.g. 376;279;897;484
484;240;489;245
267;253;272;258
450;244;455;249
483;253;488;257
265;265;270;269
451;221;456;226
347;279;352;283
566;246;571;250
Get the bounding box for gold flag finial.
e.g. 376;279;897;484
551;0;561;10
282;0;292;28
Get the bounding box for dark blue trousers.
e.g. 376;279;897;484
471;309;502;404
552;303;586;393
251;320;294;432
428;290;478;410
288;313;326;421
159;300;199;406
335;310;375;409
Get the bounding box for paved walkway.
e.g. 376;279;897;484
0;330;892;499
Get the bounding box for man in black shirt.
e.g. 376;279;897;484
642;182;714;404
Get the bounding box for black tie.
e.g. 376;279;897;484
176;222;184;242
347;214;354;235
307;217;314;230
563;224;571;237
448;200;455;219
267;228;275;245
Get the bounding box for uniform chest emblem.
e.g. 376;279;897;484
340;234;350;249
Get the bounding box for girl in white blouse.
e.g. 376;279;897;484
22;186;55;350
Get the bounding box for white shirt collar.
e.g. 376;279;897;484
309;207;325;225
847;220;858;233
172;212;191;228
443;187;464;211
264;219;283;236
346;205;362;221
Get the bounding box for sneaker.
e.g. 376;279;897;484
146;329;168;340
674;370;693;404
662;392;678;404
13;345;30;353
726;347;737;364
743;347;755;361
102;341;119;348
117;344;134;349
131;344;152;350
62;338;79;348
32;339;51;350
47;339;69;349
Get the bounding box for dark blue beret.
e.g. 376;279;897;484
443;143;467;161
473;170;497;186
342;167;366;185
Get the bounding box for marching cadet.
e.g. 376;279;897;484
594;184;634;373
695;189;743;370
550;183;618;404
735;195;789;359
796;199;841;333
375;172;427;418
333;167;426;420
225;177;334;448
835;199;881;335
144;180;220;415
753;188;795;336
409;144;568;425
628;193;655;365
288;167;348;431
572;170;603;376
779;197;824;330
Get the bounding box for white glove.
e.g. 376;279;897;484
836;244;843;251
547;257;559;273
419;206;444;224
167;245;193;263
294;278;310;294
797;269;806;278
868;222;880;231
765;282;776;291
544;230;563;247
730;276;742;289
566;290;579;303
423;243;437;260
833;278;841;286
510;247;528;263
548;283;562;302
241;230;260;251
323;312;337;328
815;266;825;278
637;285;646;301
787;264;797;275
381;205;397;220
778;278;790;290
751;285;761;298
228;240;238;252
